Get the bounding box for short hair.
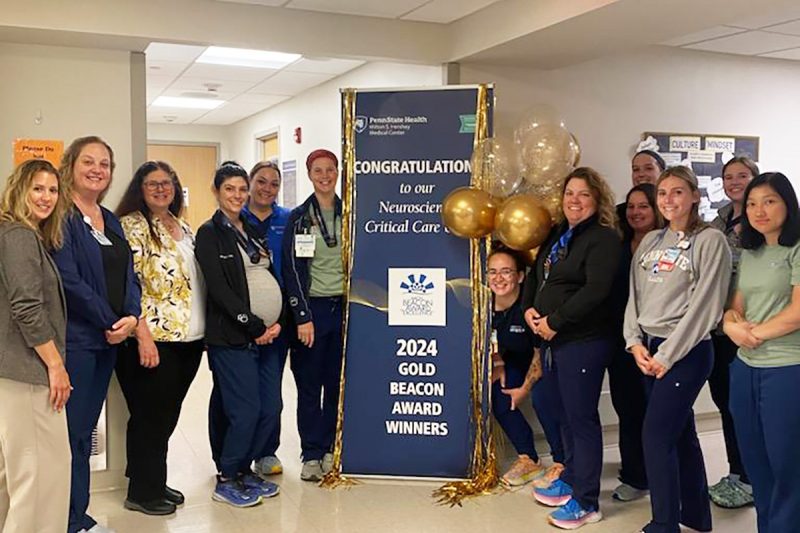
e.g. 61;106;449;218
633;150;666;172
722;156;759;180
306;149;338;172
60;135;116;202
740;172;800;250
249;160;281;181
0;159;69;249
115;160;184;249
562;167;618;230
213;161;249;190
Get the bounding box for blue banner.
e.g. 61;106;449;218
341;87;492;478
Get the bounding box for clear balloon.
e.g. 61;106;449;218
513;104;566;145
470;136;522;199
441;186;497;239
494;194;552;250
569;133;581;167
517;122;574;187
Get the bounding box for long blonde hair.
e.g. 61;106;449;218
0;159;70;249
59;135;116;203
656;165;707;235
562;167;618;230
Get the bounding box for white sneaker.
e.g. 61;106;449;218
79;525;116;533
301;460;323;481
254;455;283;476
321;452;334;474
612;482;649;502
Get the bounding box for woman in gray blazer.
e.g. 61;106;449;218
0;159;72;533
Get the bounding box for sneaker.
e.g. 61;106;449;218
502;456;545;486
212;477;262;508
254;455;283;476
612;482;649;502
124;497;176;515
548;498;603;530
79;526;116;533
709;475;754;508
533;478;574;507
322;452;334;474
240;472;280;498
533;462;565;489
301;459;324;481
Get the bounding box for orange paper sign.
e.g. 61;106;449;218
13;139;64;168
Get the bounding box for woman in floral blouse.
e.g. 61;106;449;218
114;161;206;516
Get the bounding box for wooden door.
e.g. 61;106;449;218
147;144;218;232
260;134;279;163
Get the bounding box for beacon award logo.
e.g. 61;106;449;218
388;268;446;326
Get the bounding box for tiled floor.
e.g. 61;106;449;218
88;360;756;533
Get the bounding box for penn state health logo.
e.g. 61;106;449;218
355;115;368;134
388;268;446;326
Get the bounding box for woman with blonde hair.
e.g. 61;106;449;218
0;159;71;533
52;136;141;533
523;167;622;529
624;165;731;533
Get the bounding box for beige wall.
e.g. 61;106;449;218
0;43;139;209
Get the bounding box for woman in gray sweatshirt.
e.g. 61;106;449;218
624;165;731;533
0;159;72;533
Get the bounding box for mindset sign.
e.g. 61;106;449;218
340;87;492;478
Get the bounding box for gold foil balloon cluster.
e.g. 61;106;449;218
441;103;581;252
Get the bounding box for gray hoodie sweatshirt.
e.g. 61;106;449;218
623;226;731;369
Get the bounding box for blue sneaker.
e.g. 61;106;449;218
548;498;602;530
240;472;280;498
213;477;262;508
533;478;573;507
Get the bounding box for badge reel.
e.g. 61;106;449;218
84;215;112;246
295;233;316;258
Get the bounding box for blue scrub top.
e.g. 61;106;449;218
242;202;291;286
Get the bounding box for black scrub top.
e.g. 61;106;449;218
100;228;130;317
492;296;536;371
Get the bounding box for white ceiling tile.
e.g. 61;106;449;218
182;62;279;82
660;26;746;47
759;47;800;60
144;42;207;62
729;9;800;30
169;76;259;94
685;30;800;55
763;19;800;36
286;0;428;18
285;57;364;74
248;70;333;95
214;0;287;6
193;102;270;125
231;93;290;105
147;106;209;125
145;60;191;78
401;0;501;23
160;87;238;101
146;73;179;91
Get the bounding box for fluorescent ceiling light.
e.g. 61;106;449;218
196;46;301;69
152;96;225;109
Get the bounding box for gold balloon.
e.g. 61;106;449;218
441;186;497;238
569;133;581;167
520;246;540;267
494;194;552;250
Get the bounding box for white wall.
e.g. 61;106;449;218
462;46;800;201
0;43;137;208
227;62;444;203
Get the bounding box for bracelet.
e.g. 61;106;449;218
492;361;505;368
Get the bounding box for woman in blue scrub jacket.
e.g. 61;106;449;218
52;136;141;533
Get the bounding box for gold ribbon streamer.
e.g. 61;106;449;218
432;83;499;506
321;89;359;489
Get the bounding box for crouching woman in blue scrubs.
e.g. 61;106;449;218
724;172;800;533
282;149;344;482
53;136;141;533
195;162;282;507
624;166;731;533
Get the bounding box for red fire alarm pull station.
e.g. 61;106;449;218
294;127;302;144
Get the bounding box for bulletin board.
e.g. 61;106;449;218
638;132;759;221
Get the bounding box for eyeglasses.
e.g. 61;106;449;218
487;268;517;279
143;180;175;191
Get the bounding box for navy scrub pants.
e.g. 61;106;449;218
641;338;713;533
492;362;564;462
550;337;612;511
730;358;800;533
290;296;343;462
208;344;274;478
256;332;289;459
608;342;649;490
66;347;116;533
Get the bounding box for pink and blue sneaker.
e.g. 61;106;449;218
533;478;573;507
548;498;602;530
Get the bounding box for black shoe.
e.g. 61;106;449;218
124;497;176;516
163;485;185;506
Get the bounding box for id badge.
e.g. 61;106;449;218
656;248;680;273
295;234;315;258
90;228;113;246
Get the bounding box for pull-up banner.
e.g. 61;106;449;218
341;86;492;478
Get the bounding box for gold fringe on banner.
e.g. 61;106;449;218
320;88;359;489
432;84;500;506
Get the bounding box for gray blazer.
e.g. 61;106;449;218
0;222;66;386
